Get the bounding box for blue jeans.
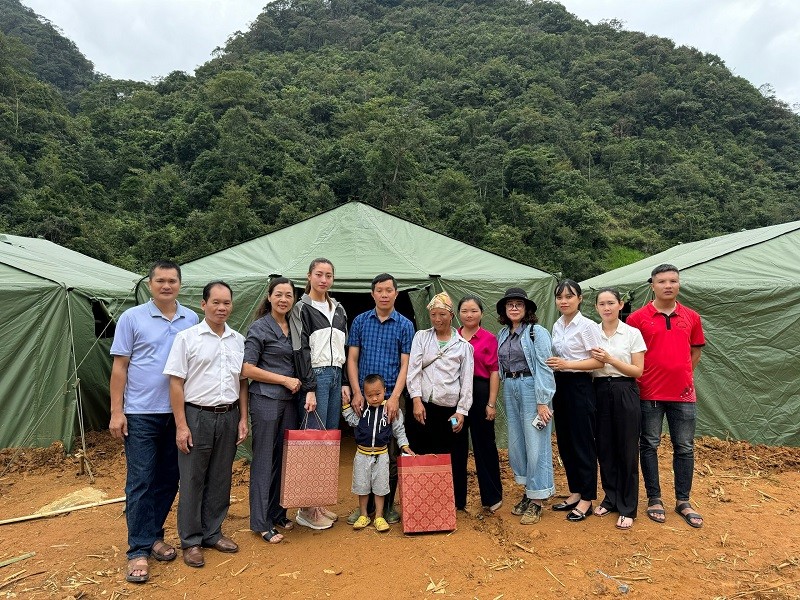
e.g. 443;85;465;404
308;366;342;430
639;401;696;502
503;376;555;500
123;413;179;559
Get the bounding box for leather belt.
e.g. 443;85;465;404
506;369;532;379
185;402;237;413
594;376;635;383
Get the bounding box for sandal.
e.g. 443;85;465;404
275;515;295;530
675;502;704;528
566;503;592;522
150;539;177;562
260;528;284;544
374;517;390;532
125;557;149;584
616;516;634;530
646;498;666;524
594;505;611;517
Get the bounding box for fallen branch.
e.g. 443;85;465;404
544;565;565;588
756;489;780;501
727;578;800;598
0;570;46;590
0;497;125;526
514;542;533;554
0;552;35;569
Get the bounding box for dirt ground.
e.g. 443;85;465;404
1;432;799;600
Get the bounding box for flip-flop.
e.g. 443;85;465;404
675;502;704;528
594;505;611;517
646;498;666;524
125;557;149;584
616;516;634;530
260;528;284;544
150;539;177;562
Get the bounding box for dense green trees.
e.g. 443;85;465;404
1;0;799;279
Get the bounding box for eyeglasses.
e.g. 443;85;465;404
506;301;525;309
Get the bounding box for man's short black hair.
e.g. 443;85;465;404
149;260;182;281
371;273;397;291
202;280;233;301
648;263;679;283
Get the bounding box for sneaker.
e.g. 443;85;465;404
520;501;543;525
487;500;503;514
352;515;371;530
374;517;390;532
319;507;339;522
385;506;401;524
296;508;334;530
346;508;361;525
511;494;530;516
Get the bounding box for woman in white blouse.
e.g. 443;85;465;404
591;288;646;530
545;280;603;522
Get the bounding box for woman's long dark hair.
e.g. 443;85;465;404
255;277;294;319
304;257;334;307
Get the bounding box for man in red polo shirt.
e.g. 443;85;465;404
626;264;705;529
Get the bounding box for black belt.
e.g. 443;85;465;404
185;402;238;413
594;376;635;383
506;369;532;379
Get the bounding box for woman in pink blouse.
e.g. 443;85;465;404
454;295;503;512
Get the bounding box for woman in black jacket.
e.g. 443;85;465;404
289;257;350;530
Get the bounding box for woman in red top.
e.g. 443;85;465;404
454;295;503;512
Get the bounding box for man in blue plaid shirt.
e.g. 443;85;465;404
346;273;415;524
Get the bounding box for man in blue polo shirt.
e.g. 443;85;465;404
346;273;415;524
109;260;198;584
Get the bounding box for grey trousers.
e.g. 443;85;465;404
177;404;239;548
249;393;297;532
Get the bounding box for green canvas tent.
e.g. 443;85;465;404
176;202;558;330
581;220;800;447
175;202;557;447
0;234;141;450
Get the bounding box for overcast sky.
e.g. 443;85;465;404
21;0;800;109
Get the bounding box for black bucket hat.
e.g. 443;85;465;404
496;287;537;316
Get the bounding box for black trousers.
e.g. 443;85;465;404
595;378;640;518
553;372;597;500
406;400;467;510
452;377;502;508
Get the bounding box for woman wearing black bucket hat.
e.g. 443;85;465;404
496;288;556;525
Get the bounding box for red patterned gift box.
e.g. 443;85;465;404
279;429;341;508
397;454;457;534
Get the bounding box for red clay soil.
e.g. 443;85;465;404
0;432;798;600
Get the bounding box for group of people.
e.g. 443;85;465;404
109;258;705;585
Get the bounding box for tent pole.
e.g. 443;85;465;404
64;290;88;460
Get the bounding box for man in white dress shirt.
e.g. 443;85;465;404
164;281;248;568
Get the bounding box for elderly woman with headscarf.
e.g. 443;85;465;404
406;292;474;509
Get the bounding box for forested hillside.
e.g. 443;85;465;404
2;0;799;278
0;0;95;95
